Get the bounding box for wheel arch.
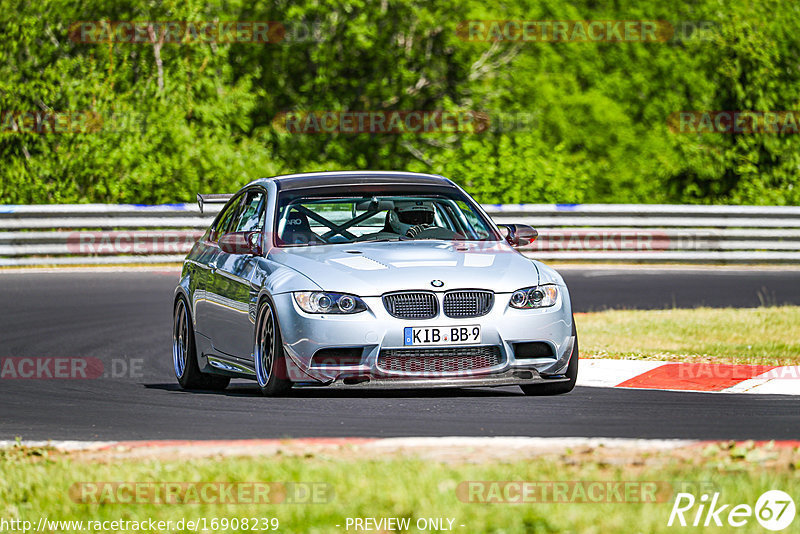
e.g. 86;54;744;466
256;289;280;314
172;287;202;371
173;280;193;318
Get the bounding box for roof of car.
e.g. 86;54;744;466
255;171;455;191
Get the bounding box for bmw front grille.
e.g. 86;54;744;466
382;291;439;319
382;290;494;319
442;290;494;318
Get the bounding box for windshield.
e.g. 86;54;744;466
275;188;500;247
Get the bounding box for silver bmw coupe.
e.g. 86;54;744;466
173;171;578;395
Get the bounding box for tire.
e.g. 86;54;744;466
173;297;230;391
254;298;293;396
520;320;578;396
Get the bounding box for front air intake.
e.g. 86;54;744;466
378;346;502;374
513;342;555;359
311;348;363;367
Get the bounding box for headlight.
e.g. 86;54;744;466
509;284;559;309
293;292;368;314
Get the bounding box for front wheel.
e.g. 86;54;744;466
520;320;578;396
254;299;293;396
173;297;230;391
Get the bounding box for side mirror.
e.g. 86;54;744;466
498;224;538;248
219;231;263;255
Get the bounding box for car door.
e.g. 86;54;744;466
193;193;244;339
208;188;267;359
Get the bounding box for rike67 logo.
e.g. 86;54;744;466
669;490;795;531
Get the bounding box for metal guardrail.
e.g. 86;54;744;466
1;203;799;266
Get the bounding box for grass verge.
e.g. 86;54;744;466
576;306;800;365
0;442;798;533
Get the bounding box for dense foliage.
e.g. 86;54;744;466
1;0;799;205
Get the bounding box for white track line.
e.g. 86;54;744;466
1;437;698;452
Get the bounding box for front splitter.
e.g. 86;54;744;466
297;369;570;389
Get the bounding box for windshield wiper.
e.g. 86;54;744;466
357;236;411;243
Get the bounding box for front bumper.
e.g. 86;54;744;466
272;287;575;388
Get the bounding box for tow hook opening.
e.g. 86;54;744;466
342;376;370;385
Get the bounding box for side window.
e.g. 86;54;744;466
212;196;243;241
233;190;266;232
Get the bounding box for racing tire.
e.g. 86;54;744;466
254;298;293;396
520;320;578;396
173;297;230;391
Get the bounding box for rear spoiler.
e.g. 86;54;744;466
197;193;233;214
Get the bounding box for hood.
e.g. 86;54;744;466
267;240;540;296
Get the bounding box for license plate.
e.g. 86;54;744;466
403;325;481;346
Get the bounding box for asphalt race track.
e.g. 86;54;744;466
0;268;798;441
